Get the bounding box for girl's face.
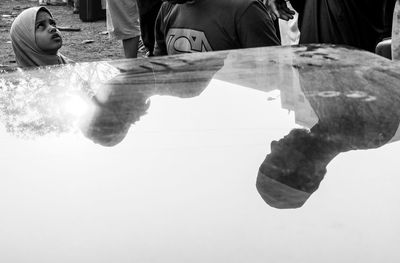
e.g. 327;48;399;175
35;10;62;55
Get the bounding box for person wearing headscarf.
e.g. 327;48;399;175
10;6;70;68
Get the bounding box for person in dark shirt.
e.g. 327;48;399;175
270;0;396;52
154;0;280;56
256;48;400;209
137;0;162;56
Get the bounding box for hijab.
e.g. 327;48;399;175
10;6;69;68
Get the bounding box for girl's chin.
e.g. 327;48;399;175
44;48;62;55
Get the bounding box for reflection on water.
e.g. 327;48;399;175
80;53;226;146
0;63;119;138
2;45;400;209
2;45;400;262
257;60;400;209
0;45;356;142
0;52;228;143
0;69;79;138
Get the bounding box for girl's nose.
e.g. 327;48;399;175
49;25;57;33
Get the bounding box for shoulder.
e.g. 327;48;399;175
157;2;177;24
214;0;268;18
59;54;74;64
159;1;176;13
217;0;265;9
225;0;270;22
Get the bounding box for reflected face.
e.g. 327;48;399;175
35;11;62;55
264;129;329;193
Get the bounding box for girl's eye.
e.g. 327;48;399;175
36;23;44;29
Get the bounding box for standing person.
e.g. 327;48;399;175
271;0;396;53
10;6;70;68
392;0;400;60
153;0;281;56
106;0;141;58
137;0;163;56
72;0;80;14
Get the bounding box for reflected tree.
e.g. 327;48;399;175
0;62;119;138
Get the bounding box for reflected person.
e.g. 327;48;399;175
80;54;226;146
257;65;400;209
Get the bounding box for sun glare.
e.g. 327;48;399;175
62;95;90;117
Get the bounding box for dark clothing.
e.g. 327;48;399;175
291;0;396;52
154;0;280;56
383;0;397;38
137;0;161;14
137;0;162;55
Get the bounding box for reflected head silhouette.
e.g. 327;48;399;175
256;128;342;209
80;82;151;147
80;53;226;147
1;52;225;145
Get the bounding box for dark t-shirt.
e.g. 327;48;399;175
292;0;396;52
137;0;162;15
154;0;280;55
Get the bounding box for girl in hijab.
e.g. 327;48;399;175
10;6;70;68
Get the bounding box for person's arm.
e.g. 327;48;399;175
153;3;170;56
236;1;281;48
392;0;400;60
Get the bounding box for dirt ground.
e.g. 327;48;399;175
0;0;141;71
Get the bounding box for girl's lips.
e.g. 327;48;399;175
51;34;61;40
52;36;62;42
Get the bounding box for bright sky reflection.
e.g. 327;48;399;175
1;78;400;263
2;44;400;263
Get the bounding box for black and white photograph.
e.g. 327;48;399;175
1;0;399;262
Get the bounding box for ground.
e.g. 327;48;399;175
0;0;143;71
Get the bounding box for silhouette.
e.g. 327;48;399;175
79;54;226;146
257;63;400;209
0;54;225;146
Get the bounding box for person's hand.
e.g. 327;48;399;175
266;0;295;21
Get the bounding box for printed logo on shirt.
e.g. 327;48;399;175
166;28;213;54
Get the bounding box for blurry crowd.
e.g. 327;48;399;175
8;0;399;68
